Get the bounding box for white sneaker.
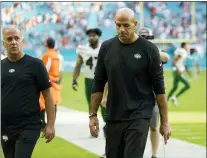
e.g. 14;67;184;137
171;96;178;106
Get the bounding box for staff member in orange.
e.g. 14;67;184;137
40;37;62;126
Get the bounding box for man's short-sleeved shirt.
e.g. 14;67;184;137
1;54;51;130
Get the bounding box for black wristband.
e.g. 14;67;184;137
89;113;97;118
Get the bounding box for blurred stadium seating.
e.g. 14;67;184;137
1;2;206;70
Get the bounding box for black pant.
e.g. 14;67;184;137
105;118;150;158
1;128;40;158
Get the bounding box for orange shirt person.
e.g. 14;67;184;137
40;37;62;125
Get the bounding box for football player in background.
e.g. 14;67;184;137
167;42;190;106
72;28;106;158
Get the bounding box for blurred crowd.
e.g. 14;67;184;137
144;2;206;41
1;2;206;51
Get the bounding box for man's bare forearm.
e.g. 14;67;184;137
45;97;55;125
73;66;81;81
91;92;103;113
156;94;168;124
73;55;83;81
43;89;56;125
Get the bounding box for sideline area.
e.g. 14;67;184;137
55;106;206;158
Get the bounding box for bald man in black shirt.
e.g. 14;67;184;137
89;8;171;158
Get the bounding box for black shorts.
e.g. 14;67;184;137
105;118;150;158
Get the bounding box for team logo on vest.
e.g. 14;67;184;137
134;53;141;59
9;69;15;73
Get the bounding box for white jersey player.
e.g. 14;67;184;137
167;42;190;105
173;47;188;73
72;28;107;158
76;43;101;79
72;28;106;115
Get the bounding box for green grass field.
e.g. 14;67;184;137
1;70;206;158
33;137;98;158
171;123;206;146
1;137;98;158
